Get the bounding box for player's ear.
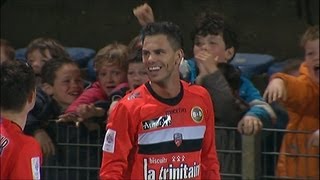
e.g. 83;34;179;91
27;89;36;103
175;49;184;65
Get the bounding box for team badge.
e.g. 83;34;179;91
173;133;183;147
191;106;204;123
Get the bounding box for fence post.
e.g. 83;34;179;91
241;133;261;179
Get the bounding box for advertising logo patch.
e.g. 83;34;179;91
31;157;40;180
142;115;172;130
173;133;183;147
103;129;116;153
191;106;204;123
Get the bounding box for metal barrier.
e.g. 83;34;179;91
40;124;319;180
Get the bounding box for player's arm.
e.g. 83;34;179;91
100;102;136;179
200;90;221;179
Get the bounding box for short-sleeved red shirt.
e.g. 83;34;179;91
1;117;42;179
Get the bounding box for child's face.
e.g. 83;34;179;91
304;39;319;84
27;49;52;75
97;64;127;96
193;34;229;63
127;62;149;90
51;64;84;109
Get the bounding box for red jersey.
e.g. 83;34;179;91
0;117;42;179
100;81;220;180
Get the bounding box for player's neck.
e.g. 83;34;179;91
1;111;27;130
149;78;181;99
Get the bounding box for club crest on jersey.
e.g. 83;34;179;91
142;115;172;130
173;133;183;147
191;106;203;123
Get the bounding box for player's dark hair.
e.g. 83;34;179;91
141;21;184;50
1;60;36;112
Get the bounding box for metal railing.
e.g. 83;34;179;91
39;124;319;180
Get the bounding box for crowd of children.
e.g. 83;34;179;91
1;2;319;180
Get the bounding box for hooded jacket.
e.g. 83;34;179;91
275;62;319;178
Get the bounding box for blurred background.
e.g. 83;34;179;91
1;0;319;60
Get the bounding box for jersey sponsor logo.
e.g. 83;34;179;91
103;129;116;153
191;106;204;123
165;108;186;115
0;135;9;155
148;157;168;164
31;156;40;180
173;133;183;147
142;115;172;130
143;158;200;179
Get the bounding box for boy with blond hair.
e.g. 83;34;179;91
59;42;128;124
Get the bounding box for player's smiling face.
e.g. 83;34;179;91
142;34;180;84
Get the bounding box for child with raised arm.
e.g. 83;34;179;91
133;3;276;136
264;25;319;179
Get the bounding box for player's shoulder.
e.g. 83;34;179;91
118;84;150;107
182;80;210;97
1;129;41;155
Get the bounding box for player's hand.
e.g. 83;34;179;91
308;129;319;147
263;78;287;103
237;115;263;135
34;129;56;157
133;3;155;26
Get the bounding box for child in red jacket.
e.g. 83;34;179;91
59;42;129;125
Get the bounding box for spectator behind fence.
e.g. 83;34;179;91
100;21;220;179
264;25;319;179
24;57;84;158
0;39;15;64
25;37;70;85
24;57;101;179
107;48;149;115
1;61;42;179
59;42;129;126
